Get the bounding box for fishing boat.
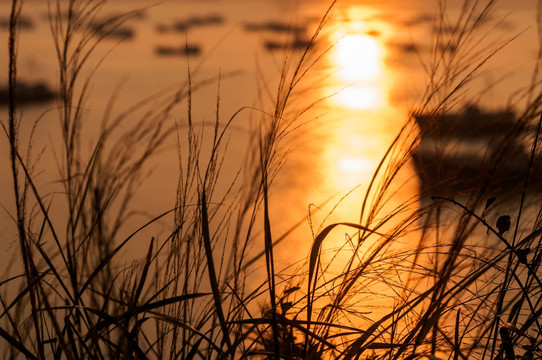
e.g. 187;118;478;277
155;44;201;57
0;81;56;105
411;105;541;196
264;36;312;51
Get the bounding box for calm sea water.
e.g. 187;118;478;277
0;0;539;268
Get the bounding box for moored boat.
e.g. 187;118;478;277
0;81;56;105
411;105;542;196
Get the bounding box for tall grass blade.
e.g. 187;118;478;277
132;237;155;304
153;315;226;357
307;222;385;333
454;310;461;360
7;0;46;357
262;180;280;360
89;293;212;333
200;188;233;354
185;337;204;360
0;326;38;360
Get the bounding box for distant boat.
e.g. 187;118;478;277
264;37;312;51
244;21;306;34
0;81;56;105
185;14;224;26
415;105;517;140
90;22;135;39
155;44;201;57
0;16;34;30
411;105;542;195
155;14;224;33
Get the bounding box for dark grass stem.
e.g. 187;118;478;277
7;0;47;358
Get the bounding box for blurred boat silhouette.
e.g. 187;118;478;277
155;44;201;57
185;14;224;26
244;20;305;34
416;105;517;140
156;14;224;33
411;105;542;195
0;15;34;30
242;19;310;52
90;21;135;39
264;37;312;51
0;81;56;105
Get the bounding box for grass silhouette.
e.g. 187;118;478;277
2;0;542;359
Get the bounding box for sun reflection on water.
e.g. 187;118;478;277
330;26;386;111
323;17;390;193
334;34;382;82
335;86;382;111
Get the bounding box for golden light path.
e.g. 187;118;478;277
301;8;423;327
294;10;422;330
324;20;389;192
333;33;384;110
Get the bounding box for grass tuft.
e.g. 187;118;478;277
2;0;542;359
